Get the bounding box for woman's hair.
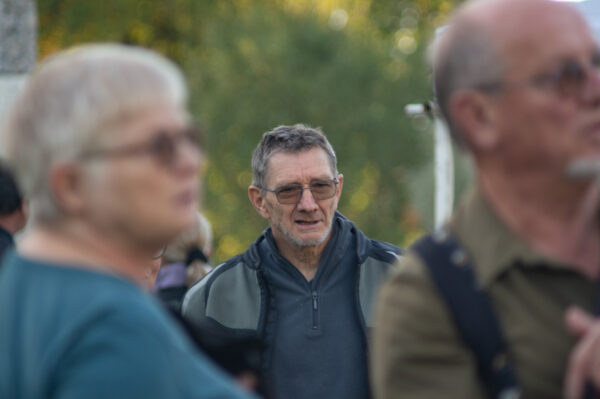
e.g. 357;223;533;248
1;43;187;223
163;211;212;286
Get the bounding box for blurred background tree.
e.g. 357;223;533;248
37;0;464;263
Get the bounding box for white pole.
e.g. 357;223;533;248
433;116;454;228
405;103;454;228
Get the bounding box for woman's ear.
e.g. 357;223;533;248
49;163;87;215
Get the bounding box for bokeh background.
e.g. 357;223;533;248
37;0;465;263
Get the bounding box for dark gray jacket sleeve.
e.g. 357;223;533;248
359;253;402;328
181;269;212;329
181;261;263;331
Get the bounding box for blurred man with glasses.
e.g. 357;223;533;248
183;124;402;399
0;44;252;399
373;0;600;398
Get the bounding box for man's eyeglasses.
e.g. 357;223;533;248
260;178;339;205
80;126;201;167
476;53;600;99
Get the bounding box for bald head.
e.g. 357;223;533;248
434;0;591;149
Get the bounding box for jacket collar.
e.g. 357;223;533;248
242;211;370;268
0;226;14;245
452;188;568;288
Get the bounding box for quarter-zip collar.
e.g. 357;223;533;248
262;214;350;287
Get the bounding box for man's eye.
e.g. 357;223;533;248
277;186;298;195
563;61;584;81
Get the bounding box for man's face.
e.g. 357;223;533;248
487;5;600;174
80;102;200;249
253;147;343;251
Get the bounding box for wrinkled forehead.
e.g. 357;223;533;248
265;147;335;183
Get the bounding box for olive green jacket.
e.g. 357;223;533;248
372;190;596;399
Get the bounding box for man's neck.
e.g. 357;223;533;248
18;222;156;285
273;236;330;281
480;169;600;278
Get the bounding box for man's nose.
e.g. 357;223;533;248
296;187;319;210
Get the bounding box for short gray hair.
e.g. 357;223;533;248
433;20;505;149
251;124;338;188
1;43;187;223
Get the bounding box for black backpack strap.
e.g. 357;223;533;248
582;290;600;399
411;230;521;399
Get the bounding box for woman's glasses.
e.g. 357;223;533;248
80;126;202;168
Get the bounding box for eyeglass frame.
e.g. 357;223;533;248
259;178;340;205
153;246;167;260
472;51;600;100
78;125;202;168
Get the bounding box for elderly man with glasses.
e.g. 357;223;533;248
0;44;252;399
183;124;402;399
373;1;600;399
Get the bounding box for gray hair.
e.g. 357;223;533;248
1;43;187;223
164;212;212;264
433;20;505;149
251;124;338;187
163;211;213;286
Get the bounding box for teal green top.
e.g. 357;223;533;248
0;250;253;399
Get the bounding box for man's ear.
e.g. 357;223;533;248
449;90;500;151
49;163;86;216
335;174;343;199
248;185;270;219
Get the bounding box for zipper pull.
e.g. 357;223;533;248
312;291;318;310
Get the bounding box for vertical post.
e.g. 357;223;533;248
0;0;37;121
433;116;454;228
405;103;455;229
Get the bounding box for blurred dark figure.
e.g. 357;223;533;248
153;211;213;310
168;310;271;398
0;163;27;262
0;43;253;399
145;212;270;396
373;1;600;399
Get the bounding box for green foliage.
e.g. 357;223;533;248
36;0;459;263
187;3;435;259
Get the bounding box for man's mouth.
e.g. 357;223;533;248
296;220;320;226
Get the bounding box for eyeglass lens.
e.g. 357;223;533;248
275;180;337;204
539;54;600;98
79;125;201;167
151;128;200;166
558;61;586;97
